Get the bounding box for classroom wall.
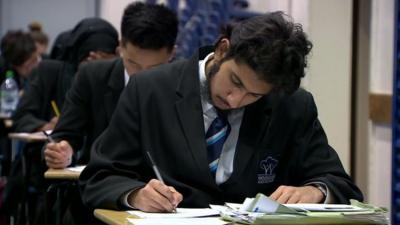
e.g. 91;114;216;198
0;0;97;51
367;0;393;211
306;0;353;172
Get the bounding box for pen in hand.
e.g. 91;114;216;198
146;150;164;183
146;150;178;212
42;131;55;143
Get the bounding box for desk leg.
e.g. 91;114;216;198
21;148;30;225
11;139;17;162
46;182;67;225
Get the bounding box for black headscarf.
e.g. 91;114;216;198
59;18;119;67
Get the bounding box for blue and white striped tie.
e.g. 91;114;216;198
206;111;231;177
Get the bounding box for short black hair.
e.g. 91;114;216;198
121;2;178;51
223;12;312;94
1;30;37;66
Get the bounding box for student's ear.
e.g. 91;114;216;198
115;46;121;56
214;38;230;62
118;40;124;57
168;45;177;62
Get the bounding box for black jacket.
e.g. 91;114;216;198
51;58;125;164
79;49;363;210
12;60;75;132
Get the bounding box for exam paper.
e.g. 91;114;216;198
66;165;86;173
127;208;220;219
127;217;230;225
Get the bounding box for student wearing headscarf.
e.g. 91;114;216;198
49;29;71;60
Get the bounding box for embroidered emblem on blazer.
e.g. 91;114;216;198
257;156;278;184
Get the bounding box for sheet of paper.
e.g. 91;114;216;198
127;208;220;219
224;203;242;210
66;165;86;172
127;217;230;225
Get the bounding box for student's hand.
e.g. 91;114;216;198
269;185;324;204
44;140;73;169
37;116;58;131
128;179;183;212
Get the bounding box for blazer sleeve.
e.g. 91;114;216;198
51;64;92;153
293;91;363;203
79;77;148;210
12;64;56;132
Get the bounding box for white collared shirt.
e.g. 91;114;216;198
124;69;130;86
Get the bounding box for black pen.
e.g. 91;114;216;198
146;151;178;212
146;150;164;183
42;131;55;143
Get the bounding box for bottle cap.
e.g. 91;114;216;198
5;70;14;79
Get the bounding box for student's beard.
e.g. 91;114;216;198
201;63;231;113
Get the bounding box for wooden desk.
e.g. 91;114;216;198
94;209;133;225
8;131;47;161
8;131;47;142
44;167;83;180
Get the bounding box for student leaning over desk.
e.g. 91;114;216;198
44;2;178;170
79;11;363;213
41;3;178;225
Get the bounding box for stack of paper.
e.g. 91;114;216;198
218;194;389;225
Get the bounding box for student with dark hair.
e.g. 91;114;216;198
44;2;178;169
0;30;39;90
79;12;363;213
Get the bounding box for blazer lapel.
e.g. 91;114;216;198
174;51;213;182
104;58;125;121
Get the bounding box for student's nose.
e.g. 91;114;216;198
226;90;246;109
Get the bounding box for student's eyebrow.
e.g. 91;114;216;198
127;59;139;65
231;72;265;96
147;62;163;68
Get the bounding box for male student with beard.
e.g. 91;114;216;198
79;11;363;213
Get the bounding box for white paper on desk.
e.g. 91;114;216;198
66;165;86;172
127;208;220;219
127;217;230;225
284;203;367;212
